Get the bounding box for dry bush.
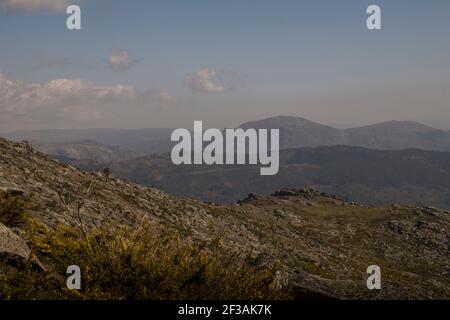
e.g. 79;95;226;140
1;219;291;300
0;190;33;227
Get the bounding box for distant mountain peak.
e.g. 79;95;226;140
349;120;434;132
240;115;331;129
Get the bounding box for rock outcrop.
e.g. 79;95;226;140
0;222;45;271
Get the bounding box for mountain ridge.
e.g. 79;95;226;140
4;116;450;160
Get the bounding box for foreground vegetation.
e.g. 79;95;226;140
0;190;289;299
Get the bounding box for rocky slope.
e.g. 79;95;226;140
0;137;449;299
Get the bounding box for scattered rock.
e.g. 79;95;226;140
274;209;287;219
0;222;45;271
0;186;26;197
237;193;260;204
251;252;274;270
272;188;339;200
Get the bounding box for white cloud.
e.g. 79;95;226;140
185;68;239;94
0;71;174;129
1;0;70;12
0;70;177;132
0;71;136;123
109;50;133;71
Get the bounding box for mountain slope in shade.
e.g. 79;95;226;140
0;137;449;299
108;146;450;209
344;121;450;150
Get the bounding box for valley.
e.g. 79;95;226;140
5;116;450;210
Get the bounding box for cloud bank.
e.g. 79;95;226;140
0;72;171;129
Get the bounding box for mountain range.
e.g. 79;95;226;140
240;116;450;151
4;116;450;163
1;137;449;299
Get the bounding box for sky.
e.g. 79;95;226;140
1;0;450;132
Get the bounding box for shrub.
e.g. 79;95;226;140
0;190;30;227
1;219;291;300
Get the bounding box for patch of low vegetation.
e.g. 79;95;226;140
0;190;38;228
1;219;291;300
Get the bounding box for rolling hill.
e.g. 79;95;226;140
108;146;450;209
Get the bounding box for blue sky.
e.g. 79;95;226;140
1;0;450;131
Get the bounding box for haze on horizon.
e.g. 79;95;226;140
1;0;450;132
